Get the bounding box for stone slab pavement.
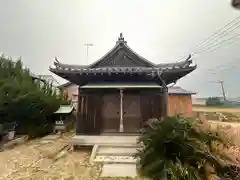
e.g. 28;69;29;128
100;164;137;177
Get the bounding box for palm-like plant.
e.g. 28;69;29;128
135;116;234;180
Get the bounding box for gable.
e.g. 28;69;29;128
93;47;152;67
89;34;155;68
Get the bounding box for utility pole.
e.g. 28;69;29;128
209;80;226;101
84;44;94;64
219;81;226;101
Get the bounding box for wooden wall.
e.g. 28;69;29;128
76;89;167;135
167;95;193;117
75;89;194;135
76;91;103;135
140;94;164;123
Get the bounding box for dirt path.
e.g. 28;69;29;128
193;106;240;113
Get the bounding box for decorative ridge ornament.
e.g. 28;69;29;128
185;54;191;62
54;57;59;63
119;33;124;41
117;33;127;44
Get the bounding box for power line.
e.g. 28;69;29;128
195;23;240;53
175;16;240;61
200;58;240;76
207;37;240;53
215;63;239;73
194;15;240;50
194;58;239;88
174;16;240;62
195;33;240;54
174;16;240;61
213;59;239;71
178;33;240;62
195;20;240;51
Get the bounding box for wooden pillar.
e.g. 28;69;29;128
95;94;103;134
119;89;124;132
140;94;147;126
163;87;168;117
76;88;84;134
85;95;89;133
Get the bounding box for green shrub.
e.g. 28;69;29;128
136;116;234;180
0;55;69;138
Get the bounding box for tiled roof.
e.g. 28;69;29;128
49;34;196;86
50;34;196;74
168;86;195;95
58;81;73;88
54;105;74;114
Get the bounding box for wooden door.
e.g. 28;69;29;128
102;94;120;132
123;95;141;132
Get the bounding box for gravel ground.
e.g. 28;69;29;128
4;122;239;180
0;134;102;180
0;133;146;180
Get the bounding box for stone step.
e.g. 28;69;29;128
100;164;137;177
71;135;140;146
94;155;137;164
95;142;140;146
99;144;142;148
97;146;138;156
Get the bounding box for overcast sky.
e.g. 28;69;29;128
0;0;240;98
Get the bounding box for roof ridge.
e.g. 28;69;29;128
90;46;122;66
123;43;155;67
89;33;155;68
54;61;88;69
88;43;119;68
